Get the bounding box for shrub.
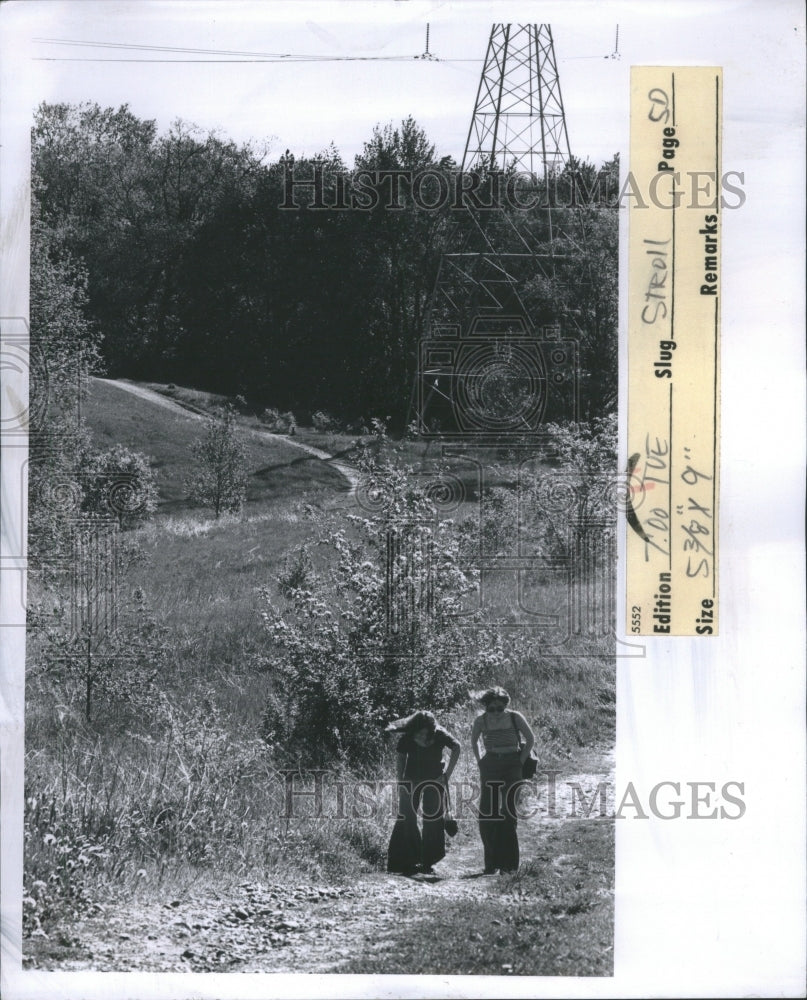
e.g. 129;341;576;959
259;408;296;434
456;417;619;568
540;415;619;521
311;410;339;433
30;584;171;724
277;548;315;599
260;445;493;769
81;444;158;529
186;404;248;517
520;415;618;562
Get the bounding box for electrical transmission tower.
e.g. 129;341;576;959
462;23;573;181
417;23;584;438
443;21;579;266
410;24;615;651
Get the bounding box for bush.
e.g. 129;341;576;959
311;410;339;433
30;582;171;724
277;548;315;599
186;404;248;517
260;444;495;769
258;408;296;434
81;444;158;529
521;415;618;561
456;417;619;568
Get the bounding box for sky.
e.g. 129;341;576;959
13;0;800;171
17;1;639;167
7;0;800;173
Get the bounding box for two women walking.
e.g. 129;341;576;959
386;687;535;877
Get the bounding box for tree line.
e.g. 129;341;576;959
32;102;618;429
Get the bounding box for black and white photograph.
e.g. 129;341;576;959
20;9;619;978
0;2;804;998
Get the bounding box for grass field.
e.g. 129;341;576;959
85;380;346;512
24;377;615;970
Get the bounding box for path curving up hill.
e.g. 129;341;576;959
97;378;360;493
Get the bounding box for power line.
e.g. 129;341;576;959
34;56;439;63
31;32;614;65
33;36;307;57
32;35;481;64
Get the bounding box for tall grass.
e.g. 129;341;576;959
25;379;615;937
23;684;390;936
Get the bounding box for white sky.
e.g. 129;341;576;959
16;0;800;169
18;0;639;166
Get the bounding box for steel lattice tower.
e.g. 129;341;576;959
462;24;573;180
422;23;578;325
414;22;587;437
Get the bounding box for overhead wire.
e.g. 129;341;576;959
31;32;616;64
31;34;479;63
34;57;446;63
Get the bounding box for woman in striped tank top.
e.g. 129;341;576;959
471;686;535;874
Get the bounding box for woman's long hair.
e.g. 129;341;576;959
469;686;511;708
385;710;437;735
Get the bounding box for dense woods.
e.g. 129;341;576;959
32;101;618;429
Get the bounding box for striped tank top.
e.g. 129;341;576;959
481;711;521;753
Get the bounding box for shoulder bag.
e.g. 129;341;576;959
511;712;539;779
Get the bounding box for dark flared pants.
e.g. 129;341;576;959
387;779;445;873
478;752;522;872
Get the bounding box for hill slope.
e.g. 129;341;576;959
85;378;348;512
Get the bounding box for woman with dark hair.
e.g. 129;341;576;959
470;686;535;874
386;710;461;876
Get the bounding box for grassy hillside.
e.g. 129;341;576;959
139;379;553;490
143;380;368;461
32;375;616;758
84;379;346;512
66;379;357;728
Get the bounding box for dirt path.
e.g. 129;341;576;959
26;746;614;974
97;378;360;493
